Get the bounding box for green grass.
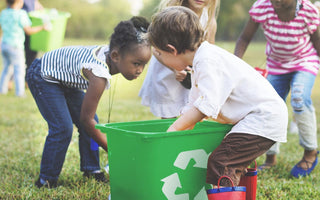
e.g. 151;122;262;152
0;39;319;199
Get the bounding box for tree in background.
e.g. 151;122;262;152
0;0;132;40
44;0;132;39
217;0;265;41
0;0;304;41
140;0;264;41
139;0;159;20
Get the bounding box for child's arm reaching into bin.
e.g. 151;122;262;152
80;68;108;152
167;106;206;132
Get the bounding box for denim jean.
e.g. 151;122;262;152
266;71;318;155
0;43;25;96
26;59;101;181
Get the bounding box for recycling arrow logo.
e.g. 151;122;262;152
161;149;210;200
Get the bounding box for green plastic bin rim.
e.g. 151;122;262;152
96;119;233;139
29;8;71;19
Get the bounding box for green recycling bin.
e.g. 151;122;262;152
29;9;71;52
96;119;233;200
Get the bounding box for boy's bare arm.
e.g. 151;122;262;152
167;106;206;132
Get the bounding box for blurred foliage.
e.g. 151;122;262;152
0;0;132;40
217;0;266;41
0;0;317;41
42;0;132;40
140;0;265;41
140;0;159;20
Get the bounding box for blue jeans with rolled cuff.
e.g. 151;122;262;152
26;59;101;181
266;71;318;155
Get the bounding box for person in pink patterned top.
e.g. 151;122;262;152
234;0;320;178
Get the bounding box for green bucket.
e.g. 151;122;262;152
29;9;71;52
96;119;232;200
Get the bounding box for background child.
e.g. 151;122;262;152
139;0;219;119
148;6;288;187
0;0;48;97
26;16;151;188
234;0;320;177
23;0;44;71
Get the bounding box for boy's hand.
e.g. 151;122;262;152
167;124;195;132
167;107;206;132
167;124;178;132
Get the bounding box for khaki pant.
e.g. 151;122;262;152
206;133;275;186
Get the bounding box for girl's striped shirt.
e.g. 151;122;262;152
249;0;320;75
40;45;111;89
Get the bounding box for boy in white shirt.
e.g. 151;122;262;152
148;6;288;186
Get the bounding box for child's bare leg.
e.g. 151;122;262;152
264;154;277;166
258;142;278;170
257;154;276;171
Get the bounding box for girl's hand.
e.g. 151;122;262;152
175;70;187;82
80;68;108;152
175;66;191;82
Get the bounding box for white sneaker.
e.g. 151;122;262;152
108;194;111;200
104;164;109;174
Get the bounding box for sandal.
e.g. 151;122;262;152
290;151;319;178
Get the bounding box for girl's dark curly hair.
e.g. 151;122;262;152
109;16;150;56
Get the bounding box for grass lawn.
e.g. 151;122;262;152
0;39;319;199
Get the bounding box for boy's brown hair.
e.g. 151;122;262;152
148;6;205;54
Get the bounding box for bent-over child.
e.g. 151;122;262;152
27;16;151;188
148;6;288;187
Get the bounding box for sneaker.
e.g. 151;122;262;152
35;177;57;188
83;171;108;183
104;164;109;174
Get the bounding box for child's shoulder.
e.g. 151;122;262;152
251;0;271;8
250;0;274;14
301;0;319;13
249;0;273;23
198;41;229;55
195;42;236;65
0;8;25;19
2;8;29;18
299;0;320;23
16;9;29;16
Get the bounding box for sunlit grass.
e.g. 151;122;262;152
0;39;319;199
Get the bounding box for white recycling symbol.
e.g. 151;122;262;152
161;149;210;200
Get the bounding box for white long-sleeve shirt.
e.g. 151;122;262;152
183;41;288;142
